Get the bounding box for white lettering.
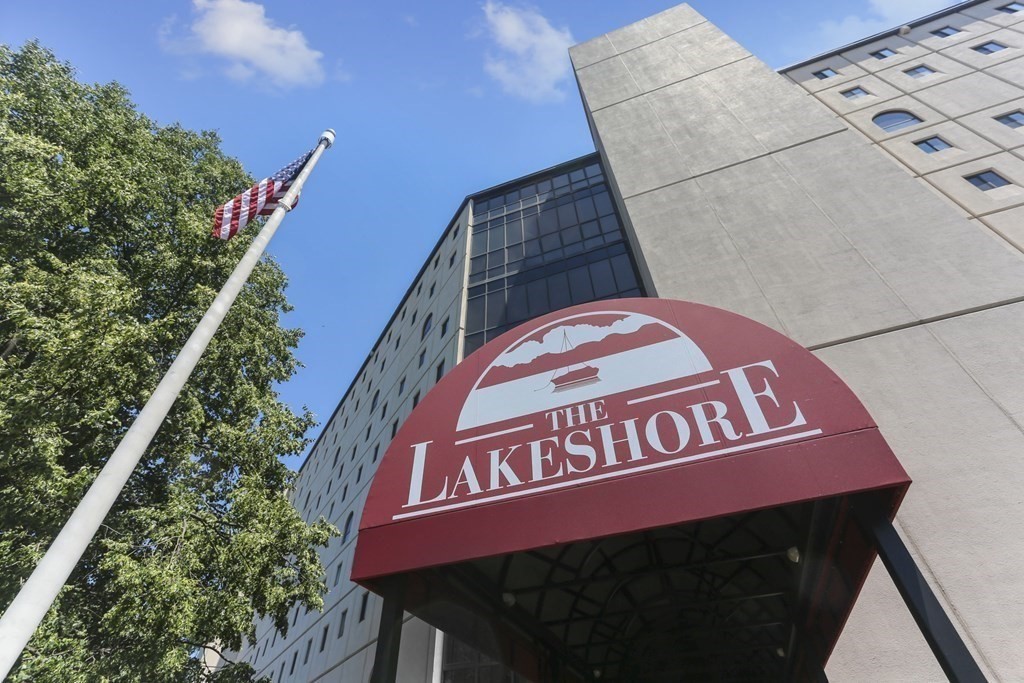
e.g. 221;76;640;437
450;456;482;497
530;436;564;482
406;441;448;506
723;361;806;435
645;410;690;455
689;401;743;445
597;419;644;467
564;429;597;474
488;444;524;490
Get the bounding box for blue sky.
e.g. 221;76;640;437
1;0;954;468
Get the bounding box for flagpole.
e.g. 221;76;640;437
0;129;336;678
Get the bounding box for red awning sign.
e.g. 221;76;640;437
353;299;908;583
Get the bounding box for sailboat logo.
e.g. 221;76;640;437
456;310;712;432
547;331;601;391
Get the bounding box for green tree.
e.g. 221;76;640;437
0;42;337;681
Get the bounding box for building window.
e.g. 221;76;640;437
998;1;1024;11
429;283;435;298
433;254;440;269
870;47;896;59
421;313;433;339
320;625;329;652
380;402;387;421
373;444;379;462
440;317;449;336
413;391;420;408
931;26;960;37
333;447;340;468
342;484;348;501
289;651;298;675
391;419;398;439
334;562;344;586
418;349;426;367
394;335;400;350
416;282;422;295
356;466;362;484
398;376;406;394
452;225;460;240
966;171;1011;191
872;110;923;132
973;41;1007;55
359;592;370;621
343;512;354;543
337;610;347;638
370;390;379;412
365;423;371;441
812;67;838;79
303;638;312;664
915;136;952;153
436;360;445;382
279;661;286;681
292;606;299;626
411;310;417;324
841;86;869;99
329;499;335;518
904;65;935;78
449;252;456;267
996;111;1024;128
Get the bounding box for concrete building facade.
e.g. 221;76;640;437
233;1;1024;680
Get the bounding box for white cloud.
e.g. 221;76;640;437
480;1;575;103
188;0;325;88
815;0;954;51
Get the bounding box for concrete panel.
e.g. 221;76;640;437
902;10;1001;51
914;70;1023;118
842;94;945;143
817;317;1024;681
826;558;951;682
569;35;616;70
925;151;1024;215
645;74;768;177
621;179;788;333
774;132;1024;320
815;74;904;115
642;3;704;38
839;34;930;73
660;20;751;75
962;0;1024;29
605;18;661;54
985;52;1024;84
576;56;641;112
692;154;914;345
618;36;696;93
874;51;974;92
939;26;1024;69
590;96;691;198
959;95;1024;151
698;57;846;153
788;55;868;94
981;204;1024;249
880;120;1003;175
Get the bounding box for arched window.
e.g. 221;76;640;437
421;313;433;340
343;512;354;544
872;110;922;132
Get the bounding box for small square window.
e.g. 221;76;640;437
996;111;1024;128
973;41;1007;55
841;86;869;99
914;136;952;153
965;171;1011;191
997;2;1024;13
870;47;897;59
904;65;935;78
812;67;839;79
931;26;960;38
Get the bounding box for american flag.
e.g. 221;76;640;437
211;148;314;240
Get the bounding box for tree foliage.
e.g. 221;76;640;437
0;42;336;681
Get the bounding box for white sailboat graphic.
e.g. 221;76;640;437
547;330;600;391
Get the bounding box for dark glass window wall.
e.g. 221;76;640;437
464;157;643;355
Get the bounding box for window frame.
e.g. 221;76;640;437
965;170;1011;191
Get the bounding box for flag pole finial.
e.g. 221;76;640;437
320;129;336;148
